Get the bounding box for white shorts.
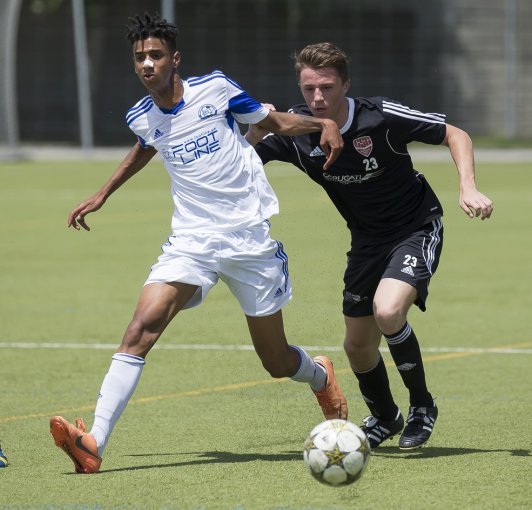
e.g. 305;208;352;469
145;221;292;316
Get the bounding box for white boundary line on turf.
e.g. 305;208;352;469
0;342;531;354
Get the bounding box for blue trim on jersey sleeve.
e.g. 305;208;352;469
187;70;246;94
126;96;152;120
137;135;149;148
126;99;154;125
127;95;151;114
224;74;244;91
187;70;227;88
228;91;262;114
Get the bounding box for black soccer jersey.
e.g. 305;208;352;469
255;97;446;245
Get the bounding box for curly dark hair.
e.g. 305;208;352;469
125;12;178;53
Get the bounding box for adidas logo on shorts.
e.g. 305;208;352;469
401;266;415;277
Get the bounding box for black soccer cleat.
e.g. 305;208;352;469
361;409;404;448
399;402;438;450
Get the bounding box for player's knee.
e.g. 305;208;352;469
343;334;381;373
373;302;405;334
343;336;364;357
343;335;376;360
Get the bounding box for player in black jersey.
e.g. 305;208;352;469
246;42;493;450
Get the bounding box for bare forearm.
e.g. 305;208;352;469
258;111;332;136
256;110;342;170
99;142;157;200
443;124;476;191
67;142;157;230
276;113;329;135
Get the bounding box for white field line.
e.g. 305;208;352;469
0;342;531;354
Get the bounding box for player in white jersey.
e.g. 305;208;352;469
126;70;281;234
49;14;346;474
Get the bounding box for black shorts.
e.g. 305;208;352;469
343;218;444;317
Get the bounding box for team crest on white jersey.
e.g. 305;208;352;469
353;136;373;157
198;104;217;119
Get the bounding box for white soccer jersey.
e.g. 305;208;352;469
126;71;278;233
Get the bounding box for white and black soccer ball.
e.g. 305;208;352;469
303;419;371;486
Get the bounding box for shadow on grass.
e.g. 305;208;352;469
63;446;530;475
372;446;530;459
90;450;303;474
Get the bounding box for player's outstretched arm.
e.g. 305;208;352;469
442;123;493;220
257;110;343;170
67;142;157;231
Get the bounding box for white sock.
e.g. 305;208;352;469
90;353;145;457
289;345;327;391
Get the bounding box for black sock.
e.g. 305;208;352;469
384;323;433;407
353;355;398;420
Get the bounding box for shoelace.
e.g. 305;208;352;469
407;407;434;426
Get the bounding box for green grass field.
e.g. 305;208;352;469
0;156;531;509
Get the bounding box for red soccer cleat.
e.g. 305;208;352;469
312;355;348;420
50;416;101;474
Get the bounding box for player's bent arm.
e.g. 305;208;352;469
442;123;493;220
257;110;343;169
67;142;157;231
245;103;277;147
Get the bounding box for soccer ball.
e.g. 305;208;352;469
303;419;370;486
